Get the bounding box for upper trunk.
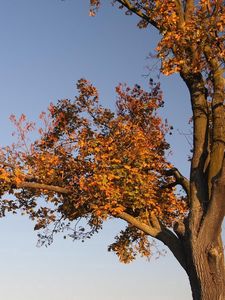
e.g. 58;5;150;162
175;66;225;299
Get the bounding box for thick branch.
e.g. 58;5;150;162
204;45;225;197
181;72;209;173
157;227;187;271
118;211;187;270
118;211;161;236
115;0;158;29
200;158;225;242
181;71;209;232
184;0;194;21
174;0;185;27
14;179;187;269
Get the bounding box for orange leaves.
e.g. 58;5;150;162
43;82;182;216
157;1;224;74
0;78;188;260
90;1;224;76
89;0;100;16
0;168;10;182
98;1;224;76
28;79;184;225
108;226;152;263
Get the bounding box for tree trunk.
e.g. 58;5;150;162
185;233;225;300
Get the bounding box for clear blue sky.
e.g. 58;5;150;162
0;1;193;299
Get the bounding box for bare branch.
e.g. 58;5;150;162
16;181;70;194
165;167;190;196
118;211;161;236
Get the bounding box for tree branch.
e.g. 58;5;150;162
174;0;185;27
184;0;194;21
156;227;187;270
165;167;190;197
200;157;225;242
115;0;158;29
118;211;187;270
14;178;188;270
118;211;161;236
16;181;70;194
181;71;209;232
204;45;225;198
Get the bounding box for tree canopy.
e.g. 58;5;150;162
0;78;187;262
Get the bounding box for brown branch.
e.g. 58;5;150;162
200;158;225;242
174;0;185;27
16;181;70;194
181;71;209;232
156;228;186;271
173;220;186;238
200;45;225;241
118;211;161;236
204;45;225;198
115;0;158;29
14;178;187;269
165;167;190;197
118;211;187;270
184;0;194;21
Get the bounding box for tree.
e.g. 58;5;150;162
0;1;224;299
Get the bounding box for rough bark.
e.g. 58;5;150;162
174;65;225;299
185;229;225;300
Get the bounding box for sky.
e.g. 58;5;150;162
0;1;193;299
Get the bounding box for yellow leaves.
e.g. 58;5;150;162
124;165;131;170
47;169;55;176
78;140;86;148
111;206;124;215
107;173;117;181
111;158;121;164
79;176;86;190
89;10;96;17
13;167;25;184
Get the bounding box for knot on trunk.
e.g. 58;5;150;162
208;246;222;259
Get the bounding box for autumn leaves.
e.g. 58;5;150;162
0;78;187;260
